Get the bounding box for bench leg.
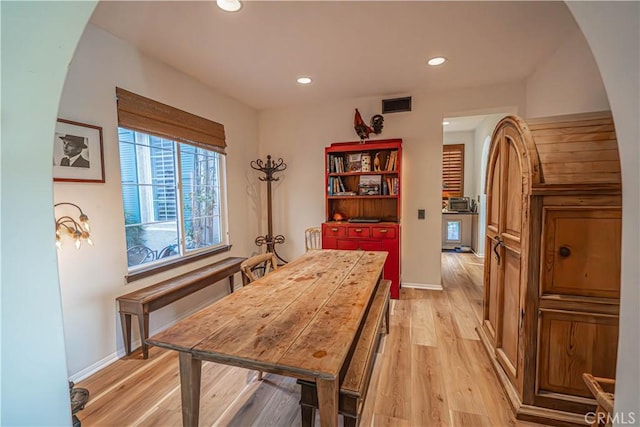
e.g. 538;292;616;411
119;312;132;355
228;274;235;294
301;404;316;427
135;307;150;359
384;302;390;334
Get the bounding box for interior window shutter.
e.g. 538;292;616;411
116;87;226;154
442;144;464;198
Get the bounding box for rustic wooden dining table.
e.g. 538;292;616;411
147;249;387;427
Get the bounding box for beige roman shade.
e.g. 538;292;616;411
116;87;226;154
442;143;464;198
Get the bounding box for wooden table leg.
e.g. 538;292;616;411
316;377;338;427
178;352;202;427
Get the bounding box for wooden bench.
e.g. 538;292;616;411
298;278;391;427
116;256;245;359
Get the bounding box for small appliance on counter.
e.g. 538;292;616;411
447;197;471;212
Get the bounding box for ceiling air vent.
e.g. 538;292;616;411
382;97;412;114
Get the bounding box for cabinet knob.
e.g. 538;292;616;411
558;246;571;257
379;229;388;233
331;228;339;232
354;228;363;233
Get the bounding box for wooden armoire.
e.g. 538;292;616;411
477;111;621;425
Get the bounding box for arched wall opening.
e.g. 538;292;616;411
1;2;636;425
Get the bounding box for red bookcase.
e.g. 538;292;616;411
322;139;402;298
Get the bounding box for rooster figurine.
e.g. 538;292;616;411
354;108;373;141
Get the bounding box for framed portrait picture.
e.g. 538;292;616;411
53;119;105;183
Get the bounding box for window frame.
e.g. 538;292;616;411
119;128;230;282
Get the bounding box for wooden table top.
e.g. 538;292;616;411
148;249;387;381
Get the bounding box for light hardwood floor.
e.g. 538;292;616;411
76;253;545;426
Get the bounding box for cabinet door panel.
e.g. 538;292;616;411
359;240;383;251
322;236;337;249
538;310;618;397
504;134;523;239
498;249;521;378
487;151;501;230
542;208;621;298
484;235;502;344
336;239;358;250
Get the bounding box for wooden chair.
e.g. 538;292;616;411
240;252;278;286
304;227;322;252
240;252;279;380
583;373;615;427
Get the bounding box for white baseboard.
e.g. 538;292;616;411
69;351;121;383
68;292;226;382
402;282;443;291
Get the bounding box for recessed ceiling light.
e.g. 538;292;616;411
217;0;242;12
443;121;450;125
427;57;447;66
297;77;312;84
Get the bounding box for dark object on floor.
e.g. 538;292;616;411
69;381;89;427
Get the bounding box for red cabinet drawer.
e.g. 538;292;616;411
347;226;370;238
323;224;346;238
372;226;396;239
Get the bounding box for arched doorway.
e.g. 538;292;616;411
1;3;637;425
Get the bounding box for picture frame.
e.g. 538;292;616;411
53;119;105;183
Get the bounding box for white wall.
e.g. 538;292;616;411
2;3;638;425
526;26;609;117
443;131;474;199
259;82;526;288
1;2;98;425
55;25;261;378
567;2;640;419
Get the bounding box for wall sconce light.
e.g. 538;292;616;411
55;202;93;249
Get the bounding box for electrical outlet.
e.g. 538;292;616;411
418;209;425;219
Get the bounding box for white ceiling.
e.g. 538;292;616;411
90;1;578;111
443;114;503;133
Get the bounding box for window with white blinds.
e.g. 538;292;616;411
442;144;464;198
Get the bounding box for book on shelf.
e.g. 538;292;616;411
329;154;345;173
347;153;362;172
386;150;398;171
385;177;399;195
329;176;347;195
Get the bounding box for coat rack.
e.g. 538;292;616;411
251;155;287;263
